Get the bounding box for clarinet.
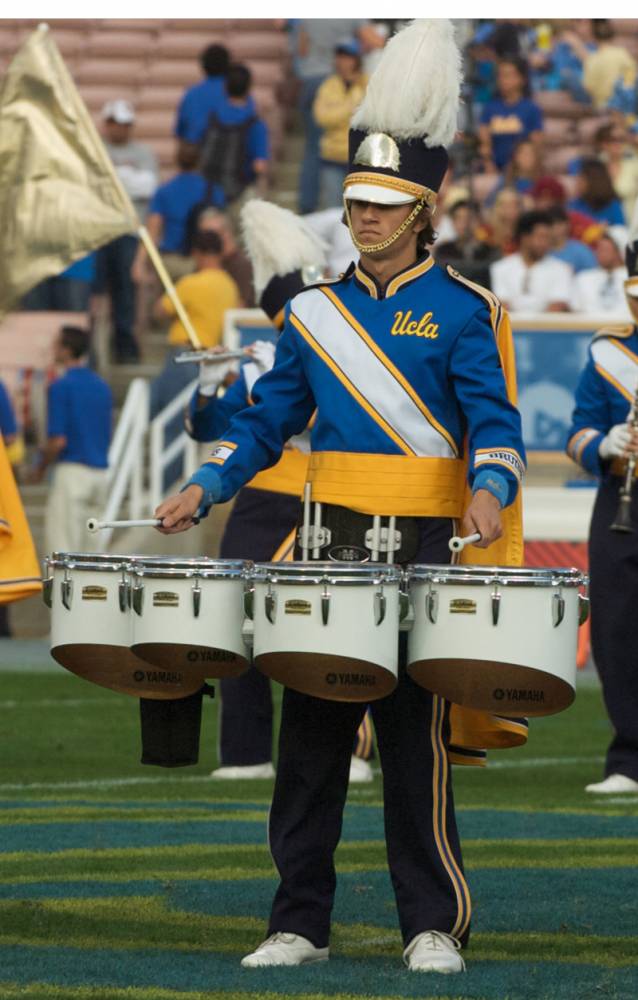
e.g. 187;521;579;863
610;384;638;533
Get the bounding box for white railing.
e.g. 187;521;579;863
99;377;150;550
149;379;200;510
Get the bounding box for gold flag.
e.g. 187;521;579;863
0;24;138;317
0;433;41;604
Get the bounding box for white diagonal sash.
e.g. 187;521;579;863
292;288;456;458
592;339;638;400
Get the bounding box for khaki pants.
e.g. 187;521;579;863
45;463;109;556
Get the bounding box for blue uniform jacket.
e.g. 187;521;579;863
567;323;638;477
187;258;526;518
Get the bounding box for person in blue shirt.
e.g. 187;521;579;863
199;64;270;207
566;256;638;795
131;141;225;285
548;206;597;273
568;158;626;226
0;381;17;449
35;326;112;556
174;43;254;145
478;56;543;173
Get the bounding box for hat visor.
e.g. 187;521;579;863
344;182;416;206
625;276;638;298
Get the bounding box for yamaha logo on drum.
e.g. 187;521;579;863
81;585;107;601
325;672;377;687
133;669;184;684
153;591;179;607
449;598;477;614
285;599;312;615
493;687;546;703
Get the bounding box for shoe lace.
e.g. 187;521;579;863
404;930;462;963
259;932;298;949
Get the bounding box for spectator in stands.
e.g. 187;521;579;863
97;100;159;363
21;253;96;313
131;141;225;287
531;174;605;244
292;19;382;214
198;208;255;306
570;228;632;317
478;56;543;174
477;187;522;257
583;20;637;110
151;230;241;414
435;199;500;288
490;209;573;312
199;64;270;216
313;40;368;209
595;123;638;225
547;206;597;273
541;20;596;102
486;137;543;205
175;43;246;144
34;326;112;556
569;157;626;225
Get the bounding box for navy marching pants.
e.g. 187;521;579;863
589;477;638;782
267;516;471;948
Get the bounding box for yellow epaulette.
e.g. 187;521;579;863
444;265;505;337
592;323;636;342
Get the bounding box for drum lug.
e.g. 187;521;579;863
399;589;410;622
243;582;254;620
61;572;73;611
42;560;53;608
132;582;144;617
578;592;590;626
265;584;277;624
491;586;501;626
374;587;386;626
552;592;565;628
426;586;438;624
118;578;130;613
321;582;331;625
192;579;202;618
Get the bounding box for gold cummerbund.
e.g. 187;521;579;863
248;447;309;497
307;451;466;517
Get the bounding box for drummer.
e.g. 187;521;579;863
185;201;375;783
156;20;525;976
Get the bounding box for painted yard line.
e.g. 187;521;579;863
0;756;608;793
0;698;116;709
0;808;269;826
0;987;474;1000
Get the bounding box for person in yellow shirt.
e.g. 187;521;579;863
583;20;637;110
312;40;367;209
157;230;240;348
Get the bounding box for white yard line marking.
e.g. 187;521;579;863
488;755;604;769
0;698;114;709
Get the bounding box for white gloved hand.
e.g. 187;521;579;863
599;422;633;460
249;339;276;375
198;358;239;397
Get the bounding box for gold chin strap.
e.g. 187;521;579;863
343;195;427;255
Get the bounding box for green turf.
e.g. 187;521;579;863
1;664;637;1000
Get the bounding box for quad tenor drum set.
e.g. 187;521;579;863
43;520;589;718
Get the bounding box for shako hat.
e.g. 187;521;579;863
343;19;461;253
625;197;638;322
240;200;327;329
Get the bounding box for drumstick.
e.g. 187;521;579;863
448;532;482;553
301;483;311;560
86;517;199;533
173;349;247;365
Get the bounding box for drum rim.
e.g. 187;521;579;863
132;557;251;579
252;560;402;586
407;564;587;587
48;554;128;572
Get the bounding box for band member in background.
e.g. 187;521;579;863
157;21;525;975
566;216;638;795
186;200;375;783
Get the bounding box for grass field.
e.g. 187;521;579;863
1;645;637;1000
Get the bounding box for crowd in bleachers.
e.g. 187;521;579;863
4;16;638;367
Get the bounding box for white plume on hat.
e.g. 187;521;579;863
240;200;328;298
350;19;461;149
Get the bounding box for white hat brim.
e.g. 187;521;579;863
343;182;416;206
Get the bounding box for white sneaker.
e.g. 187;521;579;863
403;931;466;974
349;755;373;783
210;762;275;780
585;773;638;794
241;932;329;968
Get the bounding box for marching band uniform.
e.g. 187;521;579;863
187;202;376;779
567;282;638;792
162;21;526;973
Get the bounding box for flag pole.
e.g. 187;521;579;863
137;225;202;350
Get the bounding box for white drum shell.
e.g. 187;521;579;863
50;563;131;652
407;568;583;716
252;567;400;701
130;572;249;675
